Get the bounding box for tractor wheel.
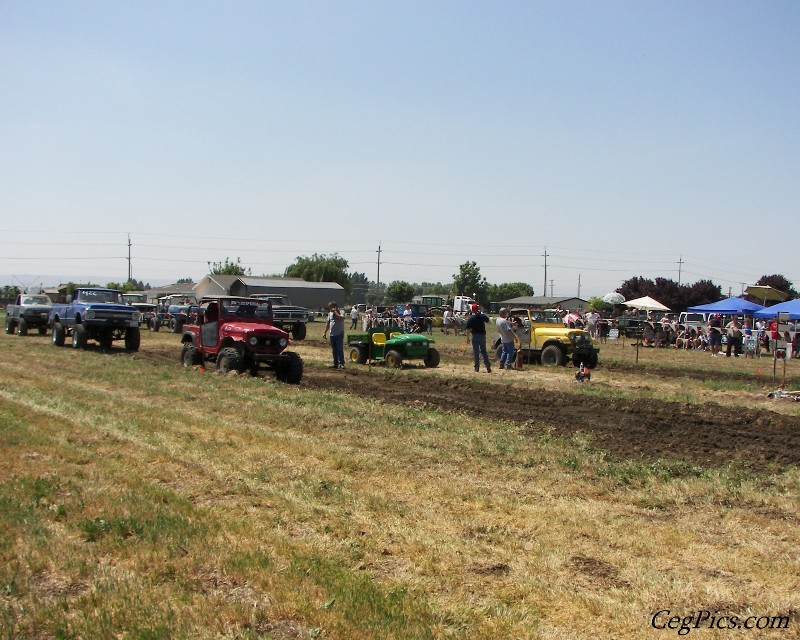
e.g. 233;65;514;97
292;323;307;340
424;347;440;368
349;345;367;365
217;347;243;374
540;345;564;367
52;322;65;347
149;317;160;332
125;327;141;351
173;319;184;334
277;352;303;384
181;342;202;368
385;349;403;368
72;324;87;349
16;318;28;336
169;318;177;332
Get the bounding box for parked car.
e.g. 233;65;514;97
5;293;52;336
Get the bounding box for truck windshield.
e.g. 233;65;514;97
221;299;271;318
81;290;121;303
22;296;51;305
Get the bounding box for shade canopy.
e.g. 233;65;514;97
753;298;800;320
602;292;626;304
745;285;789;304
686;297;764;315
623;296;670;312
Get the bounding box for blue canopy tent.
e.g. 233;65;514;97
686;297;764;315
753;298;800;320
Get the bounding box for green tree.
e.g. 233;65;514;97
176;277;193;284
385;280;416;304
208;257;251;276
452;262;488;306
285;253;351;295
586;296;612;314
487;282;534;303
348;271;371;305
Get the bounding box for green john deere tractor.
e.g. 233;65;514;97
347;326;440;369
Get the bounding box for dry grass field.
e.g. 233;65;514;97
1;315;798;639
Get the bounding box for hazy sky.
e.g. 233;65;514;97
2;1;798;298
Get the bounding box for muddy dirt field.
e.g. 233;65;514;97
135;343;800;472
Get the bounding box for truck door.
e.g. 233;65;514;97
200;303;219;349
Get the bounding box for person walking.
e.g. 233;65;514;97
495;308;516;370
322;301;346;369
465;304;492;373
350;305;359;330
707;314;723;357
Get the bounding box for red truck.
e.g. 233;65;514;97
180;296;303;384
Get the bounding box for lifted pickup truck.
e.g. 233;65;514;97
249;294;309;340
49;288;142;351
5;294;52;336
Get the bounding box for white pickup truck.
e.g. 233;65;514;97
5;294;53;336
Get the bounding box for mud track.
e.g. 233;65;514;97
134;344;800;473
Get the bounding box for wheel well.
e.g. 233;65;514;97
219;337;243;353
542;340;565;351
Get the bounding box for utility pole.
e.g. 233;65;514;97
549;280;554;297
127;233;132;283
542;246;549;297
376;242;382;302
677;255;684;286
577;274;581;298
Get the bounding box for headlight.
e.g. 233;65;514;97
279;338;288;347
132;312;140;322
85;310;95;319
568;332;578;342
248;336;258;346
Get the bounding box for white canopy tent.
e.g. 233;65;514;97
623;296;670;312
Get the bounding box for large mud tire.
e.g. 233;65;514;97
16;318;28;336
540;345;565;367
149;318;160;332
4;317;15;334
217;347;243;374
98;329;114;351
72;324;87;349
424;347;441;368
291;323;307;340
349;345;367;365
181;342;202;368
385;349;403;368
277;352;303;384
52;322;65;347
125;327;141;352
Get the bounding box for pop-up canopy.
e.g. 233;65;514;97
753;298;800;320
623;296;670;312
687;297;764;315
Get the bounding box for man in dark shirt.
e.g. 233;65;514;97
708;314;723;358
465;304;492;373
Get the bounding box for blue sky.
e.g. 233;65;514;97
1;1;798;298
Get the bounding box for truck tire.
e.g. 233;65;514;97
125;327;141;351
99;329;113;351
72;324;87;349
291;323;307;340
16;318;28;336
349;345;367;365
4;317;14;334
52;322;65;347
540;345;564;367
217;347;243;374
587;351;599;369
495;344;503;361
424;347;440;368
277;352;303;384
173;319;184;334
385;349;403;368
149;317;160;332
181;342;202;367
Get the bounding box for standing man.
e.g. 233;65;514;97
725;317;743;357
322;301;346;369
442;307;452;335
465;304;492;373
350;305;359;330
495;308;516;370
707;314;723;357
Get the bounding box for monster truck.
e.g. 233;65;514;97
249;294;309;340
493;308;599;368
49;288;142;351
180;296;303;384
347;327;440;368
5;293;52;336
